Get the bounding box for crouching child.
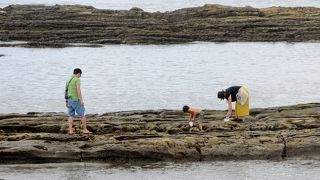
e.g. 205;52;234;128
182;105;204;130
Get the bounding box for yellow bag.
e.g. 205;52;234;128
235;86;249;117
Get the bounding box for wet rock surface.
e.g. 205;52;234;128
1;4;320;47
0;103;319;164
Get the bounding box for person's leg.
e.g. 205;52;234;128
81;116;91;134
74;101;92;134
68;116;75;134
198;111;204;130
67;100;76;134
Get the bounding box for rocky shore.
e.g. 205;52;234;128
0;103;319;164
1;4;320;47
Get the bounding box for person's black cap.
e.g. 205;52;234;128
217;90;226;100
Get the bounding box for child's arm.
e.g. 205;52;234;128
191;112;196;121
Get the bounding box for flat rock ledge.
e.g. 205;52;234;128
1;4;320;47
0;103;319;164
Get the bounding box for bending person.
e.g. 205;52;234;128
217;86;249;121
182;105;204;130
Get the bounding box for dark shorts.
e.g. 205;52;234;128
197;111;204;122
67;99;86;118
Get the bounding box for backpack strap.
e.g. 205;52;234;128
66;76;74;91
65;77;75;102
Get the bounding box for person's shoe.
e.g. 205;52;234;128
224;117;230;122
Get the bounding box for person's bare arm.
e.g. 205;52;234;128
227;96;232;118
76;84;84;105
191;112;197;121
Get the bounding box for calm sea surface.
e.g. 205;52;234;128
0;42;319;114
0;0;320;11
0;160;319;180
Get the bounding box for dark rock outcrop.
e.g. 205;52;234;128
1;4;320;47
0;103;319;164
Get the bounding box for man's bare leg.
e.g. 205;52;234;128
68;116;75;134
81;116;92;134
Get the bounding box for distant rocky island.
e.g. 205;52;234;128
0;4;320;47
0;103;319;164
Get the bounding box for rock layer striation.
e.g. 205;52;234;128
1;4;320;47
0;103;319;163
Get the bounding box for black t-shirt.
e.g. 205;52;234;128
225;86;241;102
